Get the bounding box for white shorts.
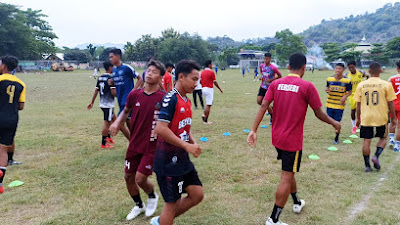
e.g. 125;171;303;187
202;87;214;106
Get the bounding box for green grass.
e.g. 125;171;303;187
1;68;400;225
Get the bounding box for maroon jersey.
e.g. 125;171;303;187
154;88;195;176
125;89;165;157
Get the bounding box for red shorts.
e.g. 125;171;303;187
125;153;155;176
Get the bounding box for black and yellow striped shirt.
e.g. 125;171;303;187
326;76;352;110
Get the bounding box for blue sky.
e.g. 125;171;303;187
4;0;399;47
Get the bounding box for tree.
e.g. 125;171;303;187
385;36;400;59
218;48;239;67
64;49;91;63
368;43;389;65
275;29;307;63
161;28;180;40
0;3;57;59
124;42;135;61
321;43;341;62
86;44;97;59
340;43;363;63
157;32;210;64
130;35;158;61
99;47;115;61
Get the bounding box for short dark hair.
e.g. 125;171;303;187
175;60;200;81
109;48;122;57
148;60;166;76
347;61;356;66
165;63;175;69
369;62;381;74
204;60;212;67
103;61;113;71
289;53;306;70
396;60;400;69
336;63;345;68
1;56;19;71
264;53;272;58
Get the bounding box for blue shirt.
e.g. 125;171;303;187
112;64;138;107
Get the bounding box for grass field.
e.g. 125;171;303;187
1;68;400;225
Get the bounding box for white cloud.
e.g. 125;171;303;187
3;0;399;47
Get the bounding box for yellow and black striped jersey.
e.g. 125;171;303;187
326;76;352;110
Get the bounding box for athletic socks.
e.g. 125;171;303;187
335;133;340;142
375;147;384;158
363;155;371;168
0;167;6;184
389;133;395;142
7;152;13;161
270;204;283;223
107;133;111;138
291;192;301;205
395;141;400;149
351;120;356;128
148;191;156;199
102;136;107;146
131;194;144;207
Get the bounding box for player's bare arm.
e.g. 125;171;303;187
87;89;99;110
19;102;24;111
248;99;271;147
213;80;223;93
340;90;352;105
109;106;131;136
356;102;362;127
155;121;202;158
313;107;341;133
389;101;397;130
133;75;144;90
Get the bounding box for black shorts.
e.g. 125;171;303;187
101;108;114;121
360;125;388;139
276;148;302;173
257;87;267;97
156;170;202;203
0;126;17;146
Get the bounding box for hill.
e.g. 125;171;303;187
301;2;400;45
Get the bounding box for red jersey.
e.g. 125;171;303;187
162;72;173;92
264;74;322;151
388;74;400;111
200;68;216;88
125;89;165;157
154;88;195;176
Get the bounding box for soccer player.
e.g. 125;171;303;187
201;60;223;124
193;72;204;110
87;62;129;148
326;63;352;144
150;60;203;225
109;60;166;220
109;49;143;128
258;53;282;125
253;67;259;81
345;61;369;134
388;61;400;151
0;56;26;194
215;64;218;75
163;63;174;92
355;62;396;172
247;53;341;225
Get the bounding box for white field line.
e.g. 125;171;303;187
343;154;400;225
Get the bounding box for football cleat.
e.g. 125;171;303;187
101;144;114;149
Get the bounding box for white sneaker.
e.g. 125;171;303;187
126;204;146;220
293;199;306;213
266;217;288;225
150;216;160;225
145;193;159;217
